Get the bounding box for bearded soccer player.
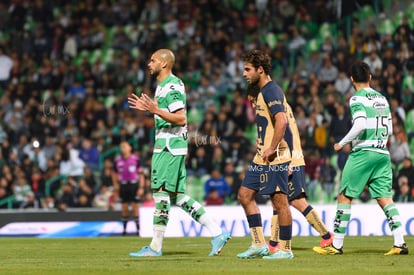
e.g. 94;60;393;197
238;49;293;260
128;49;230;257
247;84;334;253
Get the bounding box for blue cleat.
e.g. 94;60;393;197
263;249;294;259
237;244;269;259
129;246;162;257
209;231;231;256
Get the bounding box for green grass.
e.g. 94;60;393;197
1;236;413;274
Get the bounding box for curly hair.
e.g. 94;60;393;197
241;49;272;75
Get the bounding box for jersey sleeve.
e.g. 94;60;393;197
349;96;366;121
262;84;285;117
165;83;185;113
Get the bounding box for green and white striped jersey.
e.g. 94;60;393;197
153;74;188;156
349;87;392;154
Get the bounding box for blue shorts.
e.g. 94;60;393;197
242;162;289;195
288;166;307;201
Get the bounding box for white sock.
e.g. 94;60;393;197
199;212;222;237
150;225;166;252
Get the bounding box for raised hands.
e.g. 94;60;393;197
128;93;158;114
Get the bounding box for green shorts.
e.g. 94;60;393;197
151;150;186;193
340;150;393;199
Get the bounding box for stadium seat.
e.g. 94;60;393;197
378;19;395;35
187;108;203;126
89;49;102;64
405;3;414;28
318;23;334;40
264;33;277;49
393;11;405;28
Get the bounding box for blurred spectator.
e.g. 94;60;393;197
0;46;13;90
334;71;353;96
204;168;231;203
27;140;48;172
77;178;94;207
43;136;57;161
93;185;115;210
100;158;114;187
318;155;337;201
317;55;339;87
304;51;323;76
222;161;241;201
55;183;76;211
63;32;77;61
363;49;383;73
313;118;329;157
0;186;8;207
397;157;414;190
304;149;322;202
389;124;411;167
394;176;413;202
79;138;100;172
329;105;349;139
30;166;45;207
205;188;224;206
13;173;35;208
320;36;336;57
59;143;85;177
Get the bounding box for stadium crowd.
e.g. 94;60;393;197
0;0;414;210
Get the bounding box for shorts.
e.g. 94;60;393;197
242;162;289;195
120;182;139;203
340;150;393;199
288;165;307;201
151;150;186;193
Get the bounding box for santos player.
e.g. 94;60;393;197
314;61;408;256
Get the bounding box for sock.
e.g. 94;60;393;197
176;194;222;236
121;216;128;233
303;205;329;237
279;225;292;252
332;203;351;249
247;214;265;247
150;191;170;252
383;203;405;246
269;210;279;246
133;216;140;236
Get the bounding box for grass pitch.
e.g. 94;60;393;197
1;236;413;274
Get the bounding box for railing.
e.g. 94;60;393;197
45;174;68;197
0;195;15;209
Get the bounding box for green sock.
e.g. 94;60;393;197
332;203;351;249
150;191;170;252
176;194;221;236
383;203;405;246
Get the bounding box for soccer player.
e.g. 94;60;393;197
113;141;145;236
127;49;230;257
237;49;293;259
313;61;409;256
247;84;334;252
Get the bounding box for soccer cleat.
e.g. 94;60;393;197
266;241;280;253
237;244;270;259
384;244;409;256
263;249;294;259
320;232;334;248
129;246;162;257
313;245;343;255
209;231;231;256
